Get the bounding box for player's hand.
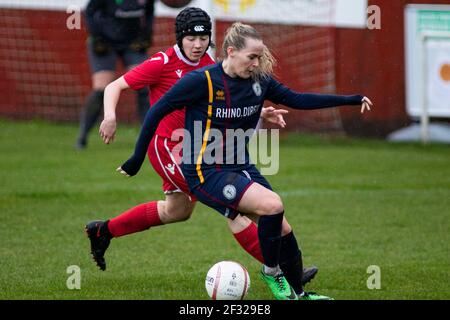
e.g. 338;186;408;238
116;166;130;178
261;106;289;128
99;117;116;144
361;96;373;114
117;155;143;177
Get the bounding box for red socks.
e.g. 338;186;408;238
107;201;264;266
233;222;264;263
108;201;162;238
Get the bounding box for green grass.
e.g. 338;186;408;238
0;119;449;300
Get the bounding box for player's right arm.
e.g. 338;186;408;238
99;76;130;144
100;53;165;144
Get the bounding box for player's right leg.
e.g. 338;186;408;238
236;183;297;300
239;184;331;300
190;171;295;300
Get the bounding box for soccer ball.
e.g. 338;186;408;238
160;0;192;8
205;261;250;300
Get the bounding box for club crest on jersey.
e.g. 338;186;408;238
215;90;225;101
223;184;237;200
252;82;262;96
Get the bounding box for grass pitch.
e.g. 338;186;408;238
0;119;449;300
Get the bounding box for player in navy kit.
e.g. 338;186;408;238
76;0;155;149
85;8;319;295
118;22;373;300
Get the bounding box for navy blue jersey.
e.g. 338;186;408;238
85;0;154;49
121;62;364;184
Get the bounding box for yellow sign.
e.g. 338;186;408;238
214;0;256;13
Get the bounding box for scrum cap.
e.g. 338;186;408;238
175;7;212;49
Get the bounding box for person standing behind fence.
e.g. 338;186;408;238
76;0;155;149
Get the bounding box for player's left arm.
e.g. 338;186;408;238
266;78;373;114
119;72;206;177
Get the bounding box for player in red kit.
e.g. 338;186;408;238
85;8;317;286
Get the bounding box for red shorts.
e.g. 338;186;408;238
147;135;196;201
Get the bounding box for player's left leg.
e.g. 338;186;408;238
85;200;161;271
228;215;318;286
85;193;195;271
227;215;263;262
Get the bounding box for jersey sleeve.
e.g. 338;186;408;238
123;53;165;90
265;77;363;110
120;71;207;176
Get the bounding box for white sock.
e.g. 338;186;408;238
263;265;281;276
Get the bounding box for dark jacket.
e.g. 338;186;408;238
85;0;154;50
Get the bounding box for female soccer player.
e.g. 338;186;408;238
76;0;155;149
86;8;318;288
117;22;373;300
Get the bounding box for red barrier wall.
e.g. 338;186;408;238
1;1;448;137
336;0;450;137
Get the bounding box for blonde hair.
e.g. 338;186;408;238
222;22;276;81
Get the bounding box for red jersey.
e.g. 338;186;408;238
124;45;215;139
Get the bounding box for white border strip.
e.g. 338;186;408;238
0;0;207;14
0;0;87;10
0;0;368;28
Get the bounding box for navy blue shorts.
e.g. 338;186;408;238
87;40;148;74
190;165;273;220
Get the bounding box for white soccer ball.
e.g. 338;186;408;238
205;261;250;300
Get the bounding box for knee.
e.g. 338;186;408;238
161;201;193;223
171;208;192;222
258;194;284;215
